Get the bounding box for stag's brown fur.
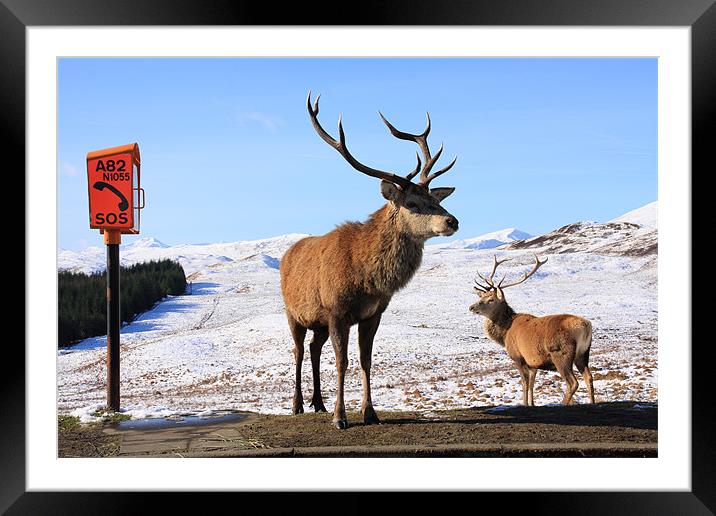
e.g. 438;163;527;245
282;204;424;329
470;278;594;406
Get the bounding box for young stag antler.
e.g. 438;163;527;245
474;255;512;292
497;255;548;289
474;254;547;293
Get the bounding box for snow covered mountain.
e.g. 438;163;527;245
609;201;657;228
58;202;656;274
58;234;307;276
124;236;170;249
503;202;657;257
59;228;533;274
441;228;532;250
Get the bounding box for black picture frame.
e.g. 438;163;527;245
5;0;711;512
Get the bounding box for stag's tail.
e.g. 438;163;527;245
575;319;593;365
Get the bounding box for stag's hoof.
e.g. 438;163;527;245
292;403;304;415
333;418;349;430
312;402;327;413
363;408;381;425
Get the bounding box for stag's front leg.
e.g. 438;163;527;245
358;312;382;425
329;318;350;429
287;315;307;415
309;327;329;412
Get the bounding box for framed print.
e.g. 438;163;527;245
6;0;713;512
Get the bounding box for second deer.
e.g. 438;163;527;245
469;255;595;406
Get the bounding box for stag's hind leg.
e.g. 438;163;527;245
358;312;382;425
287;314;307;415
513;360;530;406
554;361;579;405
309;327;329;412
575;339;595;404
527;368;538;406
575;357;595;404
580;365;595;404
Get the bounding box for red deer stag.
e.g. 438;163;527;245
279;93;459;429
469;255;594;406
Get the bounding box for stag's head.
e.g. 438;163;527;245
469;255;548;318
307;92;459;239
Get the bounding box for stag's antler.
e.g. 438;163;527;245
497;255;548;290
475;255;511;290
307;92;456;189
474;277;490;293
474;255;547;292
378;112;457;187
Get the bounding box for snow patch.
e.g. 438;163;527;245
261;254;280;269
610;201;657;229
441;228;532;250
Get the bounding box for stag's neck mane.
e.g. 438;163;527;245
483;303;519;346
353;203;426;295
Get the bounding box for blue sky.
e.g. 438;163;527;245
58;58;656;251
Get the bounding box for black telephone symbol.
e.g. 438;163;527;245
93;181;129;211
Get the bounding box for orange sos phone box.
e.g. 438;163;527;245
87;143;143;233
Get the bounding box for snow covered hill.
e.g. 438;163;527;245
610;201;657;228
504;202;657;257
57;203;658;421
441;228;532;250
58;234;308;276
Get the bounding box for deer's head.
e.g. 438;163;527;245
308;92;459;239
469;255;548;318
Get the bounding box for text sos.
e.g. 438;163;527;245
94;212;129;226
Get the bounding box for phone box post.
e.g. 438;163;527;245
86;143;144;412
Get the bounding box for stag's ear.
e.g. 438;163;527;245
380;180;403;202
430;187;455;202
496;287;505;300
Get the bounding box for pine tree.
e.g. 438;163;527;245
58;259;187;347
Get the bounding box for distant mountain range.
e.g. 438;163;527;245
441;228;533;250
58;202;657;274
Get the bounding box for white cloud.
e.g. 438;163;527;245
236;111;285;134
61;162;80;177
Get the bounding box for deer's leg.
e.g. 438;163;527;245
527;368;537;406
309;327;329;412
358;312;382;425
329;317;350;429
576;359;595;404
287;314;307;415
582;366;594;404
554;358;579;405
513;360;530;406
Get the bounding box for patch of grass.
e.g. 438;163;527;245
104;412;132;424
91;407;132;424
58;415;80;433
